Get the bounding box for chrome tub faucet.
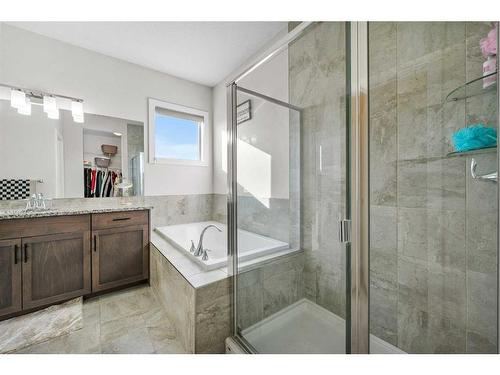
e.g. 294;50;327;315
193;224;222;257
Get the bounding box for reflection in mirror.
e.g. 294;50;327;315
0;100;144;200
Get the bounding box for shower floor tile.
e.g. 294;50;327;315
241;299;405;354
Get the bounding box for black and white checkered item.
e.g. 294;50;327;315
0;179;31;200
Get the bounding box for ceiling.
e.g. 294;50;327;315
7;22;287;87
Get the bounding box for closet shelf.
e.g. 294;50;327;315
445;71;497;102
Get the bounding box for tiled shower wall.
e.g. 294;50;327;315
369;22;498;353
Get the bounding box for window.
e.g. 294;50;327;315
148;99;209;166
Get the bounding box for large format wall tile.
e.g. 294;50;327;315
369;22;498;353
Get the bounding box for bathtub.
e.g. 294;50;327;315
155;221;289;270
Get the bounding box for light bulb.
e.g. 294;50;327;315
10;89;26;109
71;100;83;118
17;97;31;115
47;110;60;120
43;95;57;114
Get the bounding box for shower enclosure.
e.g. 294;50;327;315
227;22;499;354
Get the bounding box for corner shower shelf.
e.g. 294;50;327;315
446;145;497;158
445;71;497;102
397;146;497;164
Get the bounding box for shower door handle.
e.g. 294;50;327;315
339;219;351;243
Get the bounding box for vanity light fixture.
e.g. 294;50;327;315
1;83;84;123
113;132;123;137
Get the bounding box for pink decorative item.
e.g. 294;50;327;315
483;56;497;88
480;23;498;58
480;23;498;88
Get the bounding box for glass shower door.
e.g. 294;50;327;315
228;22;351;354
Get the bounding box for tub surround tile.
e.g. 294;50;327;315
236;195;294;244
150;244;232;353
150;246;196;353
189;270;228;289
147;194;213;229
195;278;232;354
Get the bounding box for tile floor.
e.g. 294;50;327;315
13;284;186;354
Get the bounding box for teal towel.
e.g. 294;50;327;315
451;125;497;152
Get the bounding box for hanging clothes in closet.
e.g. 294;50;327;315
83;167;122;198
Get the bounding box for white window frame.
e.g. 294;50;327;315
148;98;209;167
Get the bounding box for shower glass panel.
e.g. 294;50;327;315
231;22;351;354
368;22;499;353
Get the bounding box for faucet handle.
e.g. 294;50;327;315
25;195;34;210
190;240;196;253
202;249;211;261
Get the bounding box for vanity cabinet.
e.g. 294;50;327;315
91;211;149;293
0;209;149;321
22;232;91;310
0;215;91;319
0;239;22;317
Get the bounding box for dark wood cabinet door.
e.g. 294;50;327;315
0;239;22;318
92;225;149;292
22;231;91;310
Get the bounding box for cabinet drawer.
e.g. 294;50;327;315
92;210;148;230
0;215;90;240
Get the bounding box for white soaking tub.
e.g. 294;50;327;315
155;221;289;270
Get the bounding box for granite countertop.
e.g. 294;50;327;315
0;204;152;220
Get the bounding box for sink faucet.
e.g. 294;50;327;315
25;193;46;211
193;224;222;257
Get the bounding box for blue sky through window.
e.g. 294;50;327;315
155;114;200;160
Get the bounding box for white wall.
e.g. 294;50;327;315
0;23;213;196
212;48;290;199
0;101;60;197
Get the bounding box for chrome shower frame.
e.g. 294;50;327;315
226;21;370;354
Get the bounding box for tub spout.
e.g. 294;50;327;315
194;224;222;257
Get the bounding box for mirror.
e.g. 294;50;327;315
0;100;144;200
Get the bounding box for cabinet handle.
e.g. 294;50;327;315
14;244;19;264
112;217;131;221
94;234;98;252
24;243;29;263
